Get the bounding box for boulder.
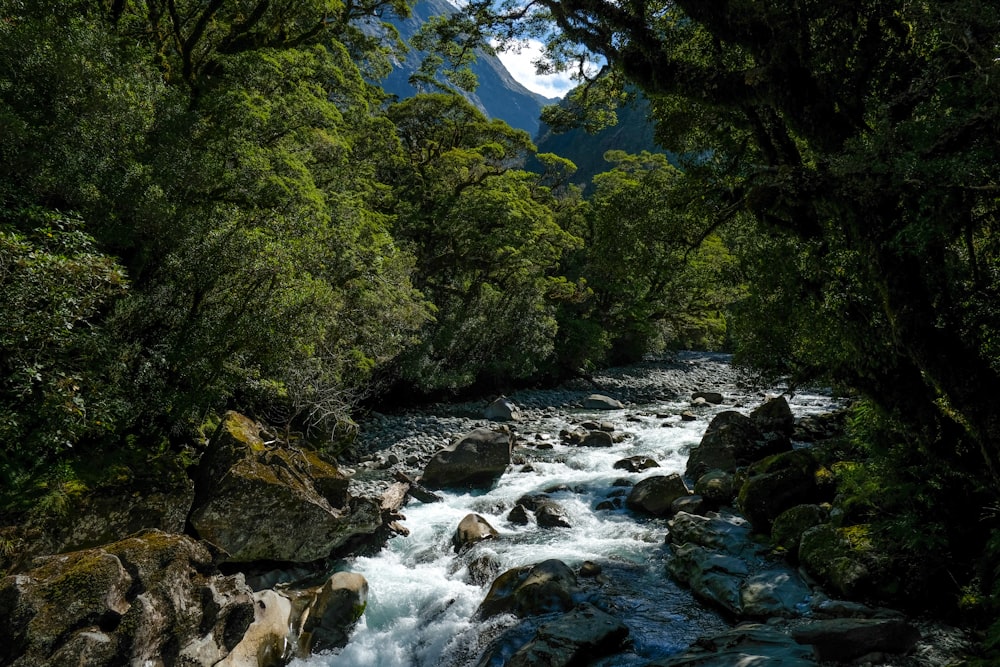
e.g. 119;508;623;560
420;427;513;489
771;504;827;553
686;411;789;479
750;396;794;437
613;456;660;473
478;559;580;619
535;501;572;528
507;504;531;525
693;469;736;507
792;618;920;662
649;624;818;666
798;524;873;597
580;430;615;447
453;514;499;553
739;569;813;618
0;530;255;667
190;411;376;563
485;396;522;422
692;391;724;404
737;450;821;533
667;512;754;557
671;495;707;516
667;543;747;614
295;571;368;654
582;394;624;410
504;604;629;667
216;589;292;667
626;474;691;516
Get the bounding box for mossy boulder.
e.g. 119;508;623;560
798;524;875;598
686;411;790;479
0;530;255;667
190;411;373;563
478;559;580;619
694;469;736;508
737;449;822;533
771;504;828;554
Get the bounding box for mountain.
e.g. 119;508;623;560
533;93;666;190
375;0;556;137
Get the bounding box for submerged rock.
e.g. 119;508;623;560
649;624;818;666
420;427;513;489
613;455;660;473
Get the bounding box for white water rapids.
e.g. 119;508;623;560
291;357;841;667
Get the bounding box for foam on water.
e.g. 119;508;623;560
291;389;842;667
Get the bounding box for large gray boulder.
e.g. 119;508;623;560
686;411;789;479
505;604;629;667
188;411;379;563
478;559;580;619
0;530;255;667
484;396;522;421
668;543;747;614
420;427;513;489
626;474;691;516
582;394;624;410
667;511;755;556
750;396;795;437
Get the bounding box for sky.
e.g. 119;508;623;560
493;39;577;99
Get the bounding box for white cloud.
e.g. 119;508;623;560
493;39;576;99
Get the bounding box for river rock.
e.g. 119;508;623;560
190;411;378;563
649;624;818;666
693;469;736;507
420;427;513;489
667;511;754;556
771;504;827;553
792;617;920;661
626;474;691;516
798;524;873;597
504;603;629;667
478;559;580;619
535;501;572;528
737;449;821;532
686;411;789;479
692;391;724;404
508;504;531;525
668;543;748;614
750;396;794;437
485;396;522;421
613;455;660;472
580;429;615;447
671;494;707;515
296;571;368;653
453;514;499;553
582;394;624;410
739;568;813;618
216;589;291;667
0;530;255;667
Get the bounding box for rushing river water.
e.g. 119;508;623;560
291;354;842;667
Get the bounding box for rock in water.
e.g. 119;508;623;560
505;603;629;667
686;410;791;479
626;474;691;516
485;396;522;421
420;427;513;489
188;411;380;563
453;513;499;553
582;394;624;410
478;559;580;619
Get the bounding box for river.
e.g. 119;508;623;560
290;352;843;666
